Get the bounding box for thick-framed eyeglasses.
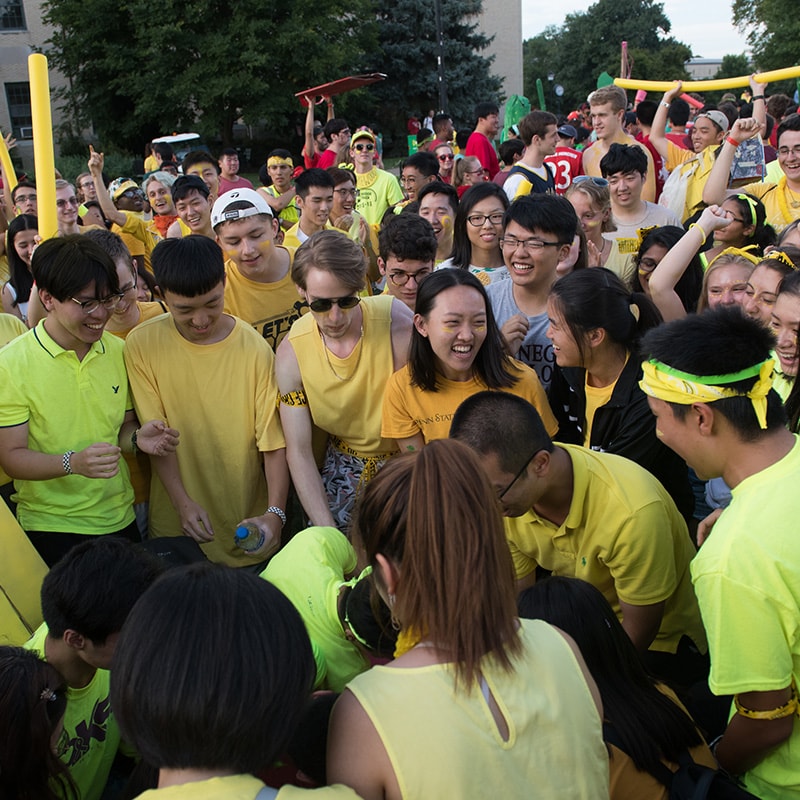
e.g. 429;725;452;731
388;268;432;286
500;236;563;251
467;212;505;227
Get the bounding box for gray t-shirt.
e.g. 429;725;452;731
487;279;554;390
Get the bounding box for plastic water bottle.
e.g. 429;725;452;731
234;523;264;553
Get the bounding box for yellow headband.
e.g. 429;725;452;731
764;250;798;270
707;245;761;268
267;156;293;168
639;358;774;429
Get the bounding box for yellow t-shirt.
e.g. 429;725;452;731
504;444;706;655
0;323;135;533
124;316;285;566
134;774;360;798
381;360;558;443
113;211;159;276
736;178;799;234
282;221;341;251
583;376;617;446
223;255;307;351
106;301;167;340
665;142;718;222
0;313;29;487
287;295;396;456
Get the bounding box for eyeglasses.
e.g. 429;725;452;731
70;294;124;313
636;256;659;274
354;143;375;152
499;450;541;499
119;279;138;295
388;268;432;286
572;176;609;187
56;197;79;208
467;168;485;176
437;154;455;161
334;188;358;198
500;236;564;251
79;181;94;190
467;212;505;227
307;295;361;313
778;146;800;158
14;193;36;204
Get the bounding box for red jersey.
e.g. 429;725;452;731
543;147;584;194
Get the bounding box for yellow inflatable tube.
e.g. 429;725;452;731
615;66;800;93
29;54;58;240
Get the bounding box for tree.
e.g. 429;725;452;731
523;0;691;113
713;53;752;81
358;0;502;149
43;0;377;151
734;0;800;73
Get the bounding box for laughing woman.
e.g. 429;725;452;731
382;269;557;452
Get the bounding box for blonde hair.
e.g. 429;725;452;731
565;181;617;233
698;254;754;312
454;156;482;188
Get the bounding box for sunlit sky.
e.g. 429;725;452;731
520;0;750;60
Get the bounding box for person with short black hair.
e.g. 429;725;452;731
504;110;558;200
417;180;459;263
283;168;337;250
399;150;439;204
487;194;577;389
450;392;707;671
0;236;178;565
639;308;800;797
111;562;361;798
318;118;351;170
166;175;214;239
125;235;288;565
600;143;681;284
217;148;253;194
494;138;525;189
181;150;220;202
377;213;436;309
430;112;454;148
25;537;162;800
259;148;300;231
10;180;37;217
465;100;501;179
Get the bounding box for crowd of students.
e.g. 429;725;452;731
1;76;800;800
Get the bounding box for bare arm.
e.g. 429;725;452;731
1;284;24;321
275;337;336;527
715;687;794;775
702;117;762;206
303;94;317;164
389;298;414;371
619;599;665;653
88;146;126;227
165;219;182;239
0;133;16;224
750;73;767;130
640;143;656;203
257;185;296;213
648;204;731;321
150;451;215;542
394;433;424;453
650;81;683;160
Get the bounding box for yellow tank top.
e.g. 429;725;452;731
347;618;609;799
289;295;396;455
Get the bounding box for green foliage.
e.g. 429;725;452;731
56;152;137;185
359;0;503;151
733;0;800;73
714;53;752;80
42;0;377;152
523;0;692;113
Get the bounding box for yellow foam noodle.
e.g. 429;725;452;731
615;66;800;93
0;500;47;646
28;53;57;240
0;135;17;195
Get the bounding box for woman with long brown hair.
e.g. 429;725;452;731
327;439;609;799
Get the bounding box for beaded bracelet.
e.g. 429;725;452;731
266;506;287;528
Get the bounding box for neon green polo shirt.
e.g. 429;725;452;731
0;321;135;533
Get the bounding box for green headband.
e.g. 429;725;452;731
648;359;767;385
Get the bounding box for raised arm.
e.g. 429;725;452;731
88;146;126;227
702;117;762;206
1;133;17;225
648;205;732;321
649;81;683;161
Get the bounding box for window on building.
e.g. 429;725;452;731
5;83;32;139
0;0;26;30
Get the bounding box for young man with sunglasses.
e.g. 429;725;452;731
0;236;179;565
276;230;413;530
350;130;403;227
451;391;707;684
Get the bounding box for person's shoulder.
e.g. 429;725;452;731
124;312;172;347
486;277;512;300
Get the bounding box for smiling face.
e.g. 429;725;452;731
636;243;669;296
55;185;79;228
12;228;38;266
770;290;800;376
545;297;585;368
414;284;487;381
501;220;568;293
419;192;455;242
185;161;220;201
466;196;505;255
400;166;430;202
715;197;754;247
691;117;724;152
111;259;139;325
215;214;278;274
332;179;357;217
296;185;334;232
41;279;111;355
744;264;783;325
164;280;227;344
175;189;212;233
778;129;800;187
434;145;455;177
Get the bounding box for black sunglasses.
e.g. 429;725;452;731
308;295;361;313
